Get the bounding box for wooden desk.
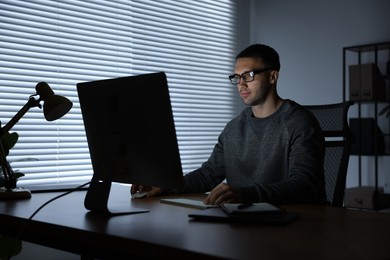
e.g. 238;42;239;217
1;184;389;260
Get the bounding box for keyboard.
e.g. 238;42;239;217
160;198;220;209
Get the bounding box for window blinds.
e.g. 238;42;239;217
0;0;237;190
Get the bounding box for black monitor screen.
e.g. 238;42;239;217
77;72;183;214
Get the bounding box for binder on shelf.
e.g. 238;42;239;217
344;186;390;210
349;118;385;155
349;63;387;101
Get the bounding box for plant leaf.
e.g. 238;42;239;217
13;171;25;179
0;132;19;157
0;236;22;259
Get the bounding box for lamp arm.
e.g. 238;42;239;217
1;96;41;137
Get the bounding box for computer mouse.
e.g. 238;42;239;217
131;192;148;199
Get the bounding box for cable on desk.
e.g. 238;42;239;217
5;181;91;259
26;181;91;221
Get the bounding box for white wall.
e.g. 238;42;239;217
248;0;390;189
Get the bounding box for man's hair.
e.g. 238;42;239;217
236;44;281;71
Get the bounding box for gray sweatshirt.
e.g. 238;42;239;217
182;100;327;205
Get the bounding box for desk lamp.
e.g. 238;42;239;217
0;82;73;199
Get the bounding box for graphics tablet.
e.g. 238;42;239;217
188;208;299;225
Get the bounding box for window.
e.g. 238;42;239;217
0;0;237;190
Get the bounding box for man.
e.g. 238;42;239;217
132;43;327;205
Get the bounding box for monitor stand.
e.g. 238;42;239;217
84;175;149;216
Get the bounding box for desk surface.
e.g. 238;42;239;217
1;184;390;260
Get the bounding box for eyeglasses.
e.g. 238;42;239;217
228;68;272;85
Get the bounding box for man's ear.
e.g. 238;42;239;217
270;70;279;84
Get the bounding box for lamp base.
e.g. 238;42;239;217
0;187;31;200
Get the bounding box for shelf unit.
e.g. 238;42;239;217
342;42;390;194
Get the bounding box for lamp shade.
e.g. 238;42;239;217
43;94;73;121
36;82;73;121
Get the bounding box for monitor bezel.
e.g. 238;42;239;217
77;72;184;215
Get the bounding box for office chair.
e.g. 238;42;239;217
304;101;354;207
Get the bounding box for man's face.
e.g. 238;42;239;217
234;57;276;106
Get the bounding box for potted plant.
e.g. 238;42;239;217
0;132;24;187
0;131;25;188
0;131;24;260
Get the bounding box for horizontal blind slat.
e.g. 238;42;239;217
1;0;237;191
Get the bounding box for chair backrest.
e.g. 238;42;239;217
304;101;354;207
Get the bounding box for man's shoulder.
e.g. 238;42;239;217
281;100;323;138
281;99;311;117
280;100;319;129
282;99;303;110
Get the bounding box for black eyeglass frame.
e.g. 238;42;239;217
228;68;272;85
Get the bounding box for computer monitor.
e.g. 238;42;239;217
77;72;183;215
